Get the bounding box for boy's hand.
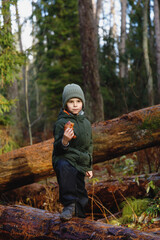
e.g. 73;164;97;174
62;128;74;146
86;171;93;179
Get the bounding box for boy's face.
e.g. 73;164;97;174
66;98;83;115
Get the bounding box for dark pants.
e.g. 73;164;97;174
54;159;88;218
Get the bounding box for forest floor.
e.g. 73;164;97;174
88;158;160;236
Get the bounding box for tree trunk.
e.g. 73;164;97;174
0;204;159;240
25;64;33;145
15;0;26;95
0;104;160;193
110;0;117;39
143;0;154;106
91;0;103;38
119;0;128;112
119;0;127;79
15;0;32;143
95;0;103;30
154;0;160;102
78;0;104;123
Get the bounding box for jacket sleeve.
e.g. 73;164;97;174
87;126;93;170
53;120;69;156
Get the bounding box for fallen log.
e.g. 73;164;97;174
92;104;160;162
2;173;160;215
0;204;159;240
87;173;160;213
0;139;54;193
0;104;160;193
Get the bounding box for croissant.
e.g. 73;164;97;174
64;121;76;139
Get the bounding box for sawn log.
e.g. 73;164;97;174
0;204;159;240
0;104;160;193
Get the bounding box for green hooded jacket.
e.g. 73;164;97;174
52;110;93;175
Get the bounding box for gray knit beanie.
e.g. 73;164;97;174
62;83;85;108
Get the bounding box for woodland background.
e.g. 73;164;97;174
0;0;160;152
0;1;160;237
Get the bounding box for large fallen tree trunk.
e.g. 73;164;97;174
0;204;159;240
0;139;54;193
0;104;160;193
92;104;160;162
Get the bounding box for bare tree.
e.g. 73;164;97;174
95;0;103;28
78;0;104;122
110;0;117;39
143;0;154;105
154;0;160;101
15;0;33;144
91;0;103;36
25;64;32;145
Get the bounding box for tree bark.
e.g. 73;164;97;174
78;0;104;123
0;204;159;240
25;64;33;145
0;104;160;193
95;0;103;31
92;104;160;162
15;0;32;143
119;0;127;79
0;139;54;193
91;0;102;37
110;0;117;39
154;0;160;101
119;0;128;111
143;0;154;106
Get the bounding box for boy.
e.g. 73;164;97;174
52;83;93;221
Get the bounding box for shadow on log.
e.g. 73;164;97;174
0;204;160;240
0;104;160;193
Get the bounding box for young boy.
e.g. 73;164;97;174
52;83;93;221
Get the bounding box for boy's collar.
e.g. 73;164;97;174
63;109;84;116
63;109;70;115
79;110;84;115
